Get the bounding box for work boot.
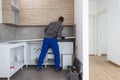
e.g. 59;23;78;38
55;67;62;72
36;67;41;71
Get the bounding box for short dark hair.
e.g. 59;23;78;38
58;16;64;22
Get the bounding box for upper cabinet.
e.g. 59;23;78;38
11;0;19;9
2;0;19;24
1;0;74;26
19;0;74;25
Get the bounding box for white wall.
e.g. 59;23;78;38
89;0;97;54
89;0;97;15
0;0;2;23
97;0;108;13
97;0;120;65
75;0;83;62
107;0;120;65
75;0;89;80
83;0;89;79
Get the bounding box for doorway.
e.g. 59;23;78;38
97;11;107;56
89;11;107;56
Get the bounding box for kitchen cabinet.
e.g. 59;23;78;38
2;0;19;24
0;43;24;80
24;42;53;67
24;41;74;68
0;38;75;79
24;42;42;66
19;0;74;25
11;0;19;9
62;54;72;69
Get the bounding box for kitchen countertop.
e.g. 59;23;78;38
6;37;75;43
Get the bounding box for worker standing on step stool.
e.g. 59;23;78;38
37;16;65;72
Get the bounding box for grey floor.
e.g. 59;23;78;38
0;66;68;80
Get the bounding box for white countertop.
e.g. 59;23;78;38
6;36;75;43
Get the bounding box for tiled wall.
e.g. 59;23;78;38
0;24;16;43
15;26;45;40
19;0;74;25
0;25;75;43
15;26;74;40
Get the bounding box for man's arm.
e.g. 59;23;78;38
44;22;52;33
58;26;64;38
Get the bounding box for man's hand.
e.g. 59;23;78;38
61;36;65;40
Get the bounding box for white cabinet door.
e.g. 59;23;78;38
59;42;73;54
0;46;10;77
62;54;72;69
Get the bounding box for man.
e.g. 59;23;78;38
37;16;65;71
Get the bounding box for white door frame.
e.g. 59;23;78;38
89;15;98;55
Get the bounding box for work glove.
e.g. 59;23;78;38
61;36;65;40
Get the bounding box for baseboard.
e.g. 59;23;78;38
101;54;107;56
89;54;95;56
89;54;107;56
108;60;120;67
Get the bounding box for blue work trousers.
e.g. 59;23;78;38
37;38;60;69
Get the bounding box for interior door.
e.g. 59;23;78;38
97;12;107;56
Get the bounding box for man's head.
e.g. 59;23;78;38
58;16;64;24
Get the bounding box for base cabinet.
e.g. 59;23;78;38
62;54;73;69
0;41;74;80
24;42;42;65
0;43;24;80
24;42;73;68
